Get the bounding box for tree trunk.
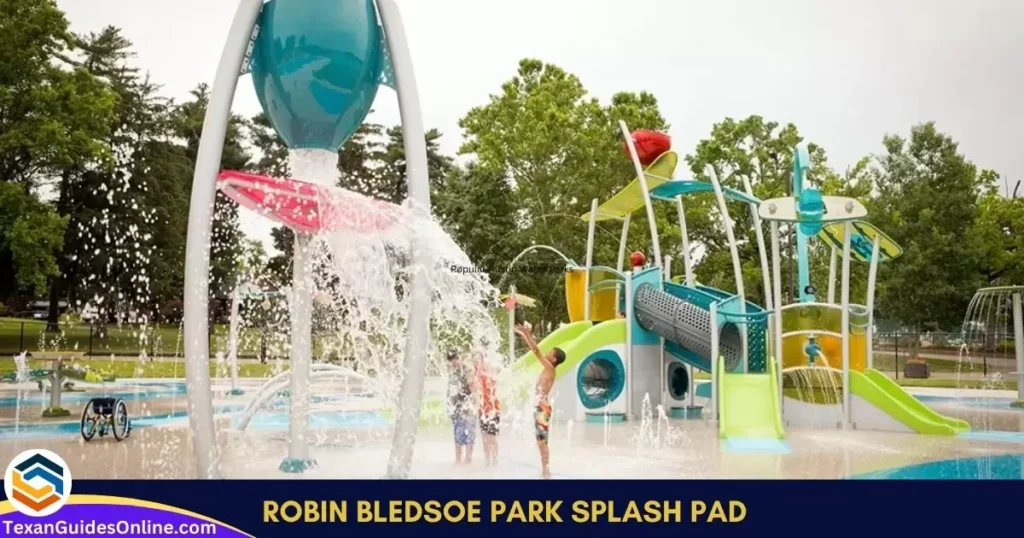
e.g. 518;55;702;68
45;276;61;332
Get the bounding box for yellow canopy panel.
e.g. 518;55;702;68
565;269;618;322
580;151;679;222
817;221;903;263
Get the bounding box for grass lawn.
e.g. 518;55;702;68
0;357;282;379
0;317;353;360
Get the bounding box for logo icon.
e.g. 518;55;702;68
4;449;71;517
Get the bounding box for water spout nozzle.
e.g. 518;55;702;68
804;335;821;366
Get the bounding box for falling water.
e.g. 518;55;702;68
220;148;508;474
956;287;1021;430
566;419;574;450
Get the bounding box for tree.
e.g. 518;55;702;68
0;0;114;315
458;59;668;325
249;112;290;178
172;84;251;306
868;122;991;335
433;162;523;273
972;176;1024;287
0;183;67;296
0;0;113;187
684;116;871;306
379;126;454;203
47;26;182;329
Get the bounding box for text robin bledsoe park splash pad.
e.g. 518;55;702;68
262;499;746;524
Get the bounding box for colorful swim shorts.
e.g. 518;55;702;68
452;412;476;446
534;403;552;441
480;413;500;436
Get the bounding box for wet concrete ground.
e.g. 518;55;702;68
0;382;1021;480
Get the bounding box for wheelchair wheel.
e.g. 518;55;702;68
80;400;97;441
111;399;130;441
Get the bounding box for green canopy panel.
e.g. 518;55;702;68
817;221;903;263
580;152;679;222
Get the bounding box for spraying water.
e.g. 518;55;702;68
223;149;506;474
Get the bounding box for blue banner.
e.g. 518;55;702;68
1;480;1018;537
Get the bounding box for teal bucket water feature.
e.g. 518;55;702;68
250;0;384;150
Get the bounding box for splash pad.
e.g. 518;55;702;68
182;0;451;478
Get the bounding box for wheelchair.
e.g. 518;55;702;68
80;397;132;441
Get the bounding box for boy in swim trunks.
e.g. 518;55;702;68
447;350;477;464
475;352;500;466
514;324;566;479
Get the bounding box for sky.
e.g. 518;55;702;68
58;0;1024;252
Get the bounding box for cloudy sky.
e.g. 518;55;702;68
58;0;1023;250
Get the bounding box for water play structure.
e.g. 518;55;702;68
962;286;1024;403
501;121;971;443
182;0;432;478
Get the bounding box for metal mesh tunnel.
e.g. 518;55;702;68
634;283;743;371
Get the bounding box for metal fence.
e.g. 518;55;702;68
1;321;1016;379
872;331;1016;379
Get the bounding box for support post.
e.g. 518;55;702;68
378;0;434;479
865;236;881;369
709;301;719;424
182;0;263;479
661;257;671;411
675;197;695;286
770;221;784;414
227;284;243;395
827;247;838;304
706;165;747;368
741;177;772;312
840;222;852;429
615;215;631;311
618;120;662;268
281;234;315;473
624;271;634;419
507;284;517;364
584;198;598;321
1012;292;1024;402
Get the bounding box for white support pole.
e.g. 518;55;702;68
827;247;838;304
675;197;695;286
285;234;314;470
840;222;852;429
709;301;719;424
584;198;598;321
507;284;517;364
182;0;263;479
227;284;242;394
624;271;634;419
615;215;631;312
1012;292;1024;402
741;177;772;312
771;221;784;414
378;0;434;479
661;256;671;410
865;236;881;370
618;120;662;269
706;166;747;368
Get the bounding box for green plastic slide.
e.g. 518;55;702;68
717;356;785;439
509;320;593;376
849;369;969;434
506;319;627;404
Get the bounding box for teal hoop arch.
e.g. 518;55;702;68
576;350;626;410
